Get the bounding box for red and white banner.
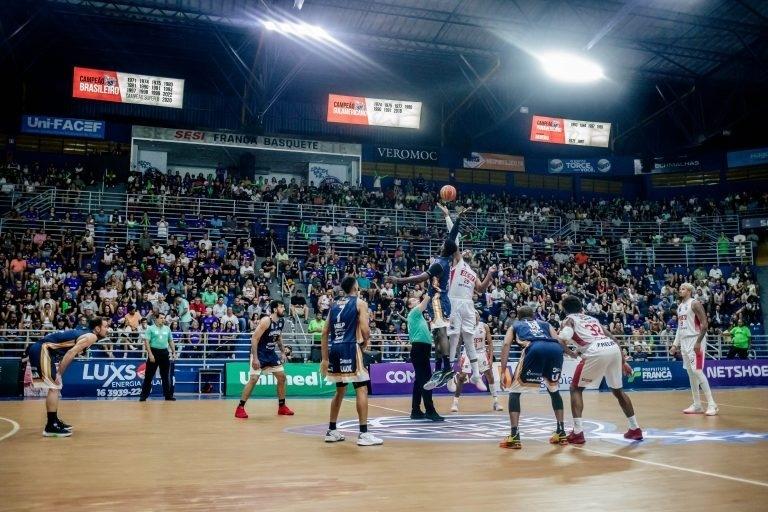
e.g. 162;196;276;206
327;94;421;129
73;67;184;109
530;115;610;148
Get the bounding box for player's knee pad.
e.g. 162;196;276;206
548;390;564;410
508;393;521;412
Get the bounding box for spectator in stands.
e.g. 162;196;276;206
727;318;751;359
290;290;309;319
308;310;325;346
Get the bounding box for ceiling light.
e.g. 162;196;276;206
262;20;330;40
538;52;605;83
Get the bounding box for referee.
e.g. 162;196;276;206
407;293;444;422
139;313;177;401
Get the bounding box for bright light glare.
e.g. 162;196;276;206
262;20;330;40
538;52;605;83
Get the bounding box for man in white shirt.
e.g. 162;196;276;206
708;265;722;280
199;235;212;252
345;222;359;242
212;297;228;319
221;307;239;331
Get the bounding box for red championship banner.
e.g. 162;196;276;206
530;115;610;148
72;67;184;109
327;94;421;129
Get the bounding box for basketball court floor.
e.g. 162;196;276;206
1;388;767;511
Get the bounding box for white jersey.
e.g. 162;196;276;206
448;259;477;301
675;298;704;343
566;313;617;354
473;321;489;354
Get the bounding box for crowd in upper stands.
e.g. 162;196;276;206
0;162;764;362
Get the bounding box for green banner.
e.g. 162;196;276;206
0;359;22;397
225;362;354;397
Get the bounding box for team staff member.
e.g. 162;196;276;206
728;319;751;359
140;313;177;401
407;292;444;422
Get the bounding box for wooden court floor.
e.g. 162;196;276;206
1;388;768;512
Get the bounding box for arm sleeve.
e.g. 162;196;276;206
445;215;461;246
445;216;460;245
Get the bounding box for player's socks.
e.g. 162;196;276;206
627;416;639;429
46;412;57;428
359;424;368;433
238;400;246;407
573;418;584;434
510;426;518;436
686;369;702;408
279;399;286;406
435;358;443;372
329;422;337;430
451;398;459;413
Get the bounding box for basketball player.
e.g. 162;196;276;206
25;317;109;437
321;276;382;446
557;296;642;444
451;313;502;413
670;283;718;415
498;306;575;449
387;206;467;390
235;300;294;418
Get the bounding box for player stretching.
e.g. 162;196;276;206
451;313;502;413
558;296;642;443
25;318;109;437
671;283;718;416
235;300;294;418
499;306;574;449
321;276;382;446
388;206;467;390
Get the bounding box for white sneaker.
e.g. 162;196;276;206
446;375;457;393
450;400;459;413
470;374;487;392
493;401;503;412
324;429;345;442
683;404;704;414
357;432;383;446
705;405;719;416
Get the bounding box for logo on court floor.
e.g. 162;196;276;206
286;415;768;445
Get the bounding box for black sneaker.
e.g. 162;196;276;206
165;397;177;401
410;411;426;420
422;371;444;391
436;370;456;388
56;420;73;431
425;411;445;422
139;397;147;402
43;423;72;438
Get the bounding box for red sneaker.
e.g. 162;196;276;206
624;428;643;441
235;405;248;419
566;431;586;445
277;405;295;416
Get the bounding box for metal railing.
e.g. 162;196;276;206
621;242;754;266
2;330;765;364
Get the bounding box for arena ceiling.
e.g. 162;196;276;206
3;0;768;153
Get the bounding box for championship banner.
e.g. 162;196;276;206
224;362;353;397
132;125;361;157
727;147;768;169
705;359;768;387
61;359;165;398
327;94;422;129
547;157;614;174
463;152;525;172
21;115;105;139
530;115;611;148
308;162;349;187
73;67;184;108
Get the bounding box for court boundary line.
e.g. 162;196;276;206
357;400;768;489
0;417;20;442
717;402;768;412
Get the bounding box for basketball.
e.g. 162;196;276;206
440;184;457;202
501;366;513;389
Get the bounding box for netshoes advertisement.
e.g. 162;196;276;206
224;362;354;397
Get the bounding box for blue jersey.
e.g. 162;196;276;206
40;329;87;345
427;256;452;295
328;296;359;345
256;317;284;366
512;319;557;344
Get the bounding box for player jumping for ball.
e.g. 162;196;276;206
558;295;642;444
387;205;469;391
451;312;502;413
499;306;575;449
235;300;294;418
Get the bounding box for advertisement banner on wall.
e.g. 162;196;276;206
132;126;361;157
308;162;349;187
327;94;422;129
622;361;688;389
463;152;525;172
727;147;768;169
21;115;105;139
367;145;439;164
73;67;184;108
530;115;611;148
0;360;23;397
547;158;614;174
61;359;164;398
705;359;768;387
224;362;353;397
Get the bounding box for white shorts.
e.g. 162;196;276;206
680;338;707;371
249;362;284;377
460;349;490;374
449;299;476;335
573;345;623;389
